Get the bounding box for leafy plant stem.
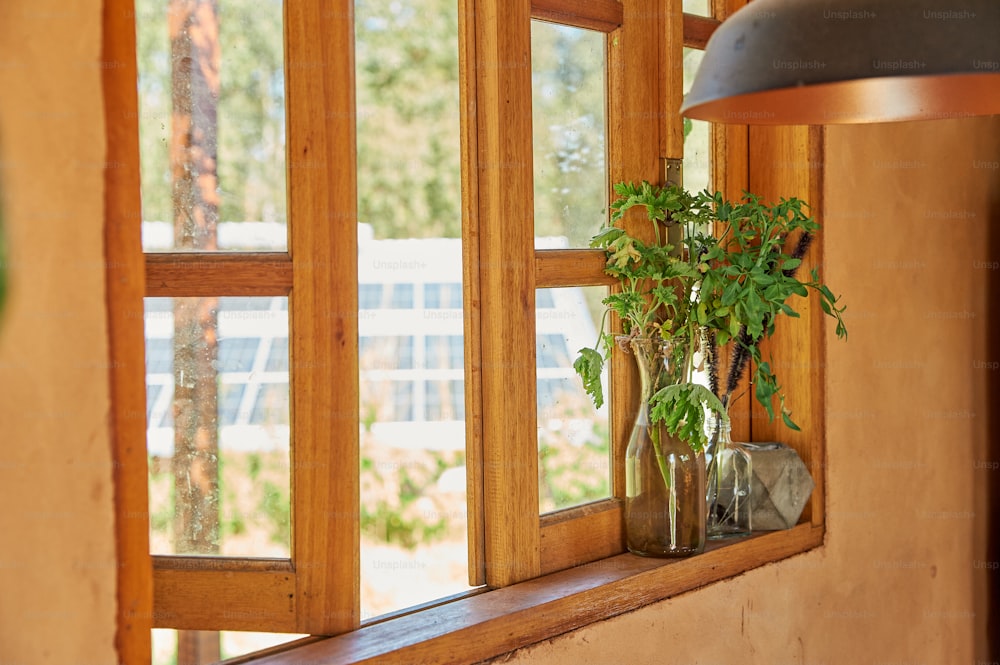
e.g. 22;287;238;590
649;424;675;543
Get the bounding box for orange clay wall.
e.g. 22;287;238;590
0;1;118;662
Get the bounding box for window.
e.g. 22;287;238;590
135;0;357;639
106;0;830;662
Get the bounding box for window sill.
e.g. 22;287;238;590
226;523;824;665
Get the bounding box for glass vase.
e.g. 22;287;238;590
705;414;752;538
623;337;706;557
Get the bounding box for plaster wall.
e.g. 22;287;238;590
496;118;1000;664
0;1;118;663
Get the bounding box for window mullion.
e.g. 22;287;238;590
470;0;541;589
104;0;153;658
144;254;293;296
458;0;487;588
605;0;673;505
664;0;686;160
286;0;360;635
530;0;623;32
534;250;611;288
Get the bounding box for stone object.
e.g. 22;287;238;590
742;442;815;530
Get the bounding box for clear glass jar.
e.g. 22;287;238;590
705;414;752;538
623;337;706;557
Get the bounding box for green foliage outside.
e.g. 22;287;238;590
538;390;610;513
530;22;608;246
360;443;464;550
355;0;462;238
136;0;286;228
137;0;608;243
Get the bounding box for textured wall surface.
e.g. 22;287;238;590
0;1;118;663
494;118;1000;664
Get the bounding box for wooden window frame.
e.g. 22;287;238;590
105;0;829;662
129;2;360;635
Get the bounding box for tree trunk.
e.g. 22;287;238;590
170;1;222;662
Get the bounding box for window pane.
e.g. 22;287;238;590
425;335;463;370
361;336;415;371
264;337;289;372
359;284;382;309
683;0;712;16
355;0;474;621
136;0;287;252
536;287;611;513
152;629;308;665
145;296;290;557
424;282;463;309
218;337;260;372
425;380;465;421
531;21;608;248
218;383;244;427
536;333;571;369
683;47;712;194
389;283;414;309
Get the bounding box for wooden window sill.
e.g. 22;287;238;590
225;523;824;665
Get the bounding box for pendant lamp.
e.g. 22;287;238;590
680;0;1000;124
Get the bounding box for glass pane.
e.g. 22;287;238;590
355;0;475;622
136;0;287;251
683;0;712;17
683;48;712;194
531;21;608;248
537;287;611;513
152;629;308;665
145;296;291;557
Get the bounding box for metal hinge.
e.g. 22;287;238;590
663;158;683;188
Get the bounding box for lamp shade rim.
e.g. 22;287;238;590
681;73;1000;125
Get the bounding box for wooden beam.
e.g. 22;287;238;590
153;566;297;632
682;14;720;49
606;0;666;508
664;0;685;158
539;500;623;574
531;0;624;33
145;253;292;296
534;249;613;288
473;0;542;587
748;125;826;528
286;0;360;635
458;0;487;588
102;0;154;662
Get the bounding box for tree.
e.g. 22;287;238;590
137;0;285;232
169;0;223;661
530;22;607;247
355;0;462;239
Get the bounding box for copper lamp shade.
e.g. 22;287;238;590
680;0;1000;124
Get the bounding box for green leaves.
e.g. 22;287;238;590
603;292;646;333
648;383;725;453
753;359;778;422
573;347;606;409
610;180;686;227
606;234;643;271
588;226;624;249
781;258;802;272
573;180;848;448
